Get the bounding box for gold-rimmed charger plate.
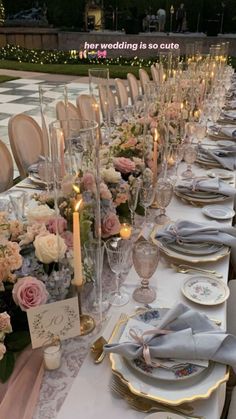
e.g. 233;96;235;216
109;312;229;406
152;238;230;264
174;190;230;206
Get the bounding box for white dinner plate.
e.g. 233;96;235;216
154;239;230;263
182;275;230;306
119;309;206;382
202;205;235;220
144;413;185;419
207;168;233;179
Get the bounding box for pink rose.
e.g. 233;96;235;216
113;157;135;174
47;217;67;234
81;172;96;192
13;276;49;311
5;242;22;271
100;182;112;200
101;213;121;238
61;231;73;250
121;137;137;149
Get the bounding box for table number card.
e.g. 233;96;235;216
27;297;81;349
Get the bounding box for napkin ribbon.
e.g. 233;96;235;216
129;327;172;367
169;225;183;245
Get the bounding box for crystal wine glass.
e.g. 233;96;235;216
132;240;159;304
181;144;198;179
105;237;133;306
113;108;124;126
139;185;155;224
155;178;173;225
128;181;140;227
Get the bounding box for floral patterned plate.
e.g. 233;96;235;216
119;309;207;382
182;275;230;306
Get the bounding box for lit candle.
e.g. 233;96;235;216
168;156;175;166
152;129;159;186
73;198;83;287
120;223;132;240
43;344;61;370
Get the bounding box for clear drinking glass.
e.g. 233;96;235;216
112;108;124;126
132;240;159;304
139;185;155;223
155;178;173;225
128;181;140;227
9;191;28;221
181;144;198;178
105;237;133;306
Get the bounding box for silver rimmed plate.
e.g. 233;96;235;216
182;275;230;306
202;205;235;220
207;168;233;179
110;310;229;405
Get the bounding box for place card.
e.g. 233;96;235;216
27;297;81;349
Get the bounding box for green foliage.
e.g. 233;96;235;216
0;352;15;383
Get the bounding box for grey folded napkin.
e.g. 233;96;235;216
222;111;236;121
104;303;236;371
220;127;236;138
27;156;45;174
175;177;235;197
156;219;236;268
199;145;236;170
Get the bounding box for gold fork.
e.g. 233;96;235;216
110;374;205;418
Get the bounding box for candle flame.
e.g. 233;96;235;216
73;184;80;194
154;129;159;142
75;199;83;212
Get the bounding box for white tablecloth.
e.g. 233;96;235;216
56;160;234;419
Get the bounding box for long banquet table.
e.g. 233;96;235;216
27;152;235;419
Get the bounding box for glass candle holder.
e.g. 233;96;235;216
120;223;132;240
43;338;61;371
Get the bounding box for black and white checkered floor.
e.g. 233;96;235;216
0;78;89;176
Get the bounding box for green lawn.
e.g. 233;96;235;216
0;75;19;83
0;60;149;79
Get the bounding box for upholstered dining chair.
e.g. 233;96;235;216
114;78;129;108
127;73;140;104
98;85;117;120
76;94;101;125
8;114;43;179
139;68;150;94
0;139;14;192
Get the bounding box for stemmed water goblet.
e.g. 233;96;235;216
9;191;28;221
155;178;174;225
181;143;198;179
132;240;159;304
139;185;155;224
113;108;124;126
105;237;133;306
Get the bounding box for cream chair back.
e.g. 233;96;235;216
151;64;159;84
76;94;100;125
8;114;43;179
98;85;117;120
127;73;140;104
139;68;150;94
0;139;13;192
115;78;129;108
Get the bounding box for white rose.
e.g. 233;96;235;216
34;233;67;264
27;205;55;224
101;167;122;184
0;342;6;361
